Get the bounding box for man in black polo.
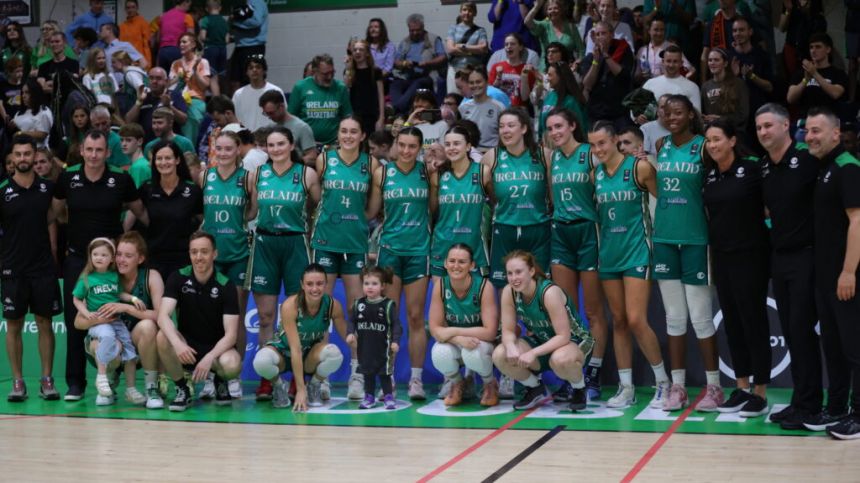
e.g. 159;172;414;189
155;231;242;411
805;107;860;440
0;134;63;402
52;130;147;401
755;103;824;430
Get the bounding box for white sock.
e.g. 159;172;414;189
350;358;359;374
618;369;633;387
521;374;540;388
588;357;603;368
651;362;669;383
570;378;585;389
705;370;720;386
144;370;158;386
741;387;751;393
411;368;423;380
671;370;686;386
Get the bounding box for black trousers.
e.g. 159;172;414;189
713;248;772;384
772;248;822;412
62;253;88;391
816;284;860;413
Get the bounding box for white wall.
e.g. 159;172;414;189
32;0;850;94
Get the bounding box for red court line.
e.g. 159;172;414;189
620;390;707;483
417;406;539;483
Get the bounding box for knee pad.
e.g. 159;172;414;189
314;344;344;377
253;348;281;380
462;341;494;379
431;342;462;377
685;284;716;339
659;280;689;336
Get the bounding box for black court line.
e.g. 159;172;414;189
482;424;566;483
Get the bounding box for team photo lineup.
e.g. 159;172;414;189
2;0;860;445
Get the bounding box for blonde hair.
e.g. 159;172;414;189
85;47;109;76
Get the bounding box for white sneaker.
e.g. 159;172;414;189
498;375;515;399
606;385;636;408
307;379;323;407
650;380;671;409
228;379;242;399
145;385;164;409
347;373;364;400
320;378;331;401
408;377;426;400
125;387;146;405
438;377;453;399
199;373;216;400
95;375;113;397
95;394;115;406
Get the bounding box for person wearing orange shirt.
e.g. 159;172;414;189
120;0;152;67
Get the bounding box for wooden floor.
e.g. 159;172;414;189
1;416;857;482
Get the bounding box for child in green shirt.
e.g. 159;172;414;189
72;238;146;406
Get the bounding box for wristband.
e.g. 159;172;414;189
131;296;139;304
749;73;756;80
592;60;599;66
403;122;412;127
802;78;808;86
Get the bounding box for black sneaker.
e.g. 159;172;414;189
778;408;809;430
552;381;574;403
739;394;768;418
584;366;601;401
569;386;587;412
169;384;191;412
827;415;860;440
513;383;550;410
214;377;232;406
64;384;84;402
769;404;794;423
716;389;751;413
803;410;849;432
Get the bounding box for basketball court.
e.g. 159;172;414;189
2;380;857;481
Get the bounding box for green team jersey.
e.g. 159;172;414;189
120;268;151;326
72;270;121;312
255;162;308;233
654;135;708;245
491;147;550;226
431;162;489;265
276;294;333;351
550;144;598;223
441;274;485;328
128;155;152;188
287;76;352;145
513;278;592;348
311;150;372;254
595;156;652;272
202;166;250;262
379;162;430;256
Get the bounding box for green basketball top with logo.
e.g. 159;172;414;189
441;274;485;328
312;150;373;254
491;147;550;226
432;162;488;265
276;293;333;351
550;144;598;223
202;166;250;262
654;135;708;245
379;162;430;256
120;267;152;326
255;162;308;233
513;278;592;348
595;155;651;272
